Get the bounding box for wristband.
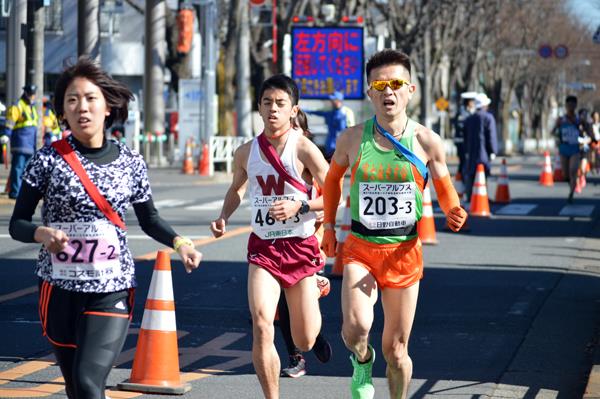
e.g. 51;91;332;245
323;223;335;230
174;236;194;251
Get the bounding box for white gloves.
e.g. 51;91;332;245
0;136;8;145
490;153;496;161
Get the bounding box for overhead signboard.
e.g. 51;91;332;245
292;26;364;99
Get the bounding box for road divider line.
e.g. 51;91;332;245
0;286;38;304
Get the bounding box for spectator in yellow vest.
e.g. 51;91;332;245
5;85;39;199
43;96;62;146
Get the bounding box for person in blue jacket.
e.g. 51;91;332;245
305;91;355;159
5;85;39;199
464;93;498;201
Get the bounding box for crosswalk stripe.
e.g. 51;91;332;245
186;199;249;211
154;199;194;209
559;205;595;217
496;204;537;215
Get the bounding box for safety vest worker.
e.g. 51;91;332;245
5;84;39;198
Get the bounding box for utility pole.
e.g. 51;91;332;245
144;0;166;165
235;1;252;137
78;0;100;61
199;0;216;143
6;0;26;105
26;1;45;148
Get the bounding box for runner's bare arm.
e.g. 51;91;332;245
210;143;250;237
418;128;467;231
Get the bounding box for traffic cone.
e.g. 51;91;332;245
454;171;465;201
539;151;554;186
469;164;491;217
329;196;350;279
181;138;194;175
494;158;510;204
118;251;191;395
198;141;210;176
418;185;438;245
553;153;564;182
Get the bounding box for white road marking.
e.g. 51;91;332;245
559;204;594;217
496;204;537;215
154;199;194;209
186;199;249;211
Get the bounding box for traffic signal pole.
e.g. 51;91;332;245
6;0;26;105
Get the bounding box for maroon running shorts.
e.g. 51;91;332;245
247;233;324;288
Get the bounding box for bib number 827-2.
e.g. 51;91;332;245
363;196;411;216
56;239;117;263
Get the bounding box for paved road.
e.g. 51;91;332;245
0;156;598;398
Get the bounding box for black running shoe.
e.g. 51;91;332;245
281;354;306;378
312;334;332;363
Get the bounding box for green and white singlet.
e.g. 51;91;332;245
349;118;424;244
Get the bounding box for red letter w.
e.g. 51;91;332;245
256;175;285;195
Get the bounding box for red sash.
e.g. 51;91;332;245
52;139;126;230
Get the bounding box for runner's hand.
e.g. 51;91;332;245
34;226;69;253
447;206;467;232
210;218;227;238
269;199;300;221
314;210;324;223
0;135;8;144
177;246;202;274
321;228;337;257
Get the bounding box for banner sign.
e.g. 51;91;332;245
292;26;364;100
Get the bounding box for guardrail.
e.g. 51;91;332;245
208;136;251;175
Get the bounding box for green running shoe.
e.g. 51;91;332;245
350;345;375;399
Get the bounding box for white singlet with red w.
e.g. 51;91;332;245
247;129;316;240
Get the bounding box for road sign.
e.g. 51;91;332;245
435;96;449;111
538;44;552;59
594;26;600;44
554;44;569;59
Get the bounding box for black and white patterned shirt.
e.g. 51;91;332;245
22;135;151;293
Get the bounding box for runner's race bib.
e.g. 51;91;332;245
561;124;580;145
359;182;416;232
251;194;308;239
50;221;121;281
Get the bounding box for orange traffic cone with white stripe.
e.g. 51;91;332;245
469;164;491;217
539;151;554;186
329;196;350;279
181;138;194;175
454;171;465;202
118;251;191;394
418;185;438;245
553;153;564;182
198;141;210;176
494;158;510;203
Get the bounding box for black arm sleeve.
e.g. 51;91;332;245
9;182;44;243
132;197;178;248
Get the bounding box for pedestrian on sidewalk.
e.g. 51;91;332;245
8;56;202;399
210;74;330;399
321;49;467;399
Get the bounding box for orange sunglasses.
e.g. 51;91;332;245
369;79;410;91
